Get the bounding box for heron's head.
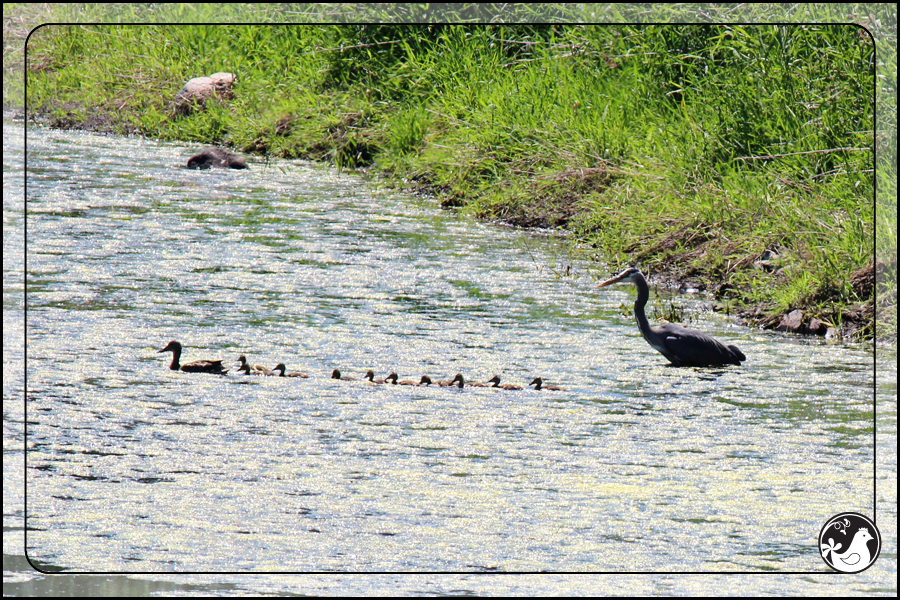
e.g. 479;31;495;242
597;267;642;288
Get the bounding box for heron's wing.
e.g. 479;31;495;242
661;325;742;367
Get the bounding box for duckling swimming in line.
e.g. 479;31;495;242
434;374;465;388
331;369;357;381
272;363;309;378
237;355;270;375
487;375;522;390
364;370;390;384
529;377;566;391
385;373;422;386
158;341;227;374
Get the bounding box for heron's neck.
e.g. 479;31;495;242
632;274;655;339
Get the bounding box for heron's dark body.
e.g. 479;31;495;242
642;322;745;367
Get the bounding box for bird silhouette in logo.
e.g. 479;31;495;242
821;527;874;572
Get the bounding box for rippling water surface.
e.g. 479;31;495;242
4;123;895;594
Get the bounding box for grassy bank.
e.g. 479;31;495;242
15;16;892;340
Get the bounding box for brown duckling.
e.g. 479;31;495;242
273;363;309;378
487;375;522;390
384;373;421;386
418;375;434;386
529;377;566;391
253;364;278;376
364;370;389;384
435;374;465;388
466;377;494;387
237;363;253;375
237;355;268;375
158;341;227;374
331;369;357;381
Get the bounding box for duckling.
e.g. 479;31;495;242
272;363;309;378
384;373;421;386
236;355;266;375
236;356;251;374
238;355;274;375
418;375;434;386
435;374;465;388
529;377;566;391
487;375;522;390
331;369;356;381
158;341;227;374
364;370;389;384
466;377;494;388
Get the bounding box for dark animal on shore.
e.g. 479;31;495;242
596;267;746;367
186;147;248;170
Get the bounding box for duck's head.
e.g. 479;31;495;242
158;340;181;353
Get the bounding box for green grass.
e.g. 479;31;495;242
8;6;893;341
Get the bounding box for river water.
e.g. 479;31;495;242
3;122;896;594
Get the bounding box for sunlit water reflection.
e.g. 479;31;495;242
4;123;894;593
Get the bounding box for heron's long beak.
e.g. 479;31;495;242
597;274;626;288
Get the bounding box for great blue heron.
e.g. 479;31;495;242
596;267;746;367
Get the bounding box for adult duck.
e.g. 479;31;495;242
272;363;309;378
486;375;522;390
158;341;227;374
529;377;566;391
